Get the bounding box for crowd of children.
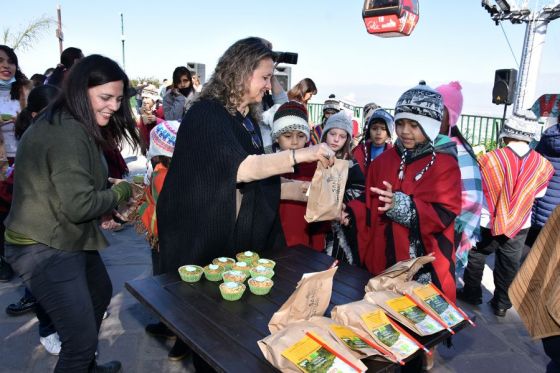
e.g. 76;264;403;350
1;36;559;372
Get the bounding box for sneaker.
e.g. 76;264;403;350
40;333;61;356
145;322;176;339
0;257;14;282
6;296;36;316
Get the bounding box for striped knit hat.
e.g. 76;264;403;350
499;116;537;143
272;101;310;141
147;120;180;160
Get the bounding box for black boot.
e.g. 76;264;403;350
89;360;122;373
6;295;36;316
0;257;14;282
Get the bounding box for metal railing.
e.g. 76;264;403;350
307;103;503;149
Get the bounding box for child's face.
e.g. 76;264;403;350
325;128;348;152
395;119;427;149
369;121;389;146
277;130;307;150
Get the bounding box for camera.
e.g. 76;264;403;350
273;51;298;65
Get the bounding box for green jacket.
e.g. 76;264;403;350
5;110;118;251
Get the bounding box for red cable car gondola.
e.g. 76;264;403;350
362;0;420;37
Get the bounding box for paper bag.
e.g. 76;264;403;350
364;255;435;293
305;159;349;223
258;320;367;373
268;267;338;333
364;291;445;336
331;300;419;362
308;316;381;360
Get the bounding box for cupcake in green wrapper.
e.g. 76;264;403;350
203;264;225;281
222;270;247;283
219;281;246;301
232;261;251;276
178;265;203;282
248;276;274;295
212;257;236;270
250;265;274;279
253;258;275;269
236;251;260;265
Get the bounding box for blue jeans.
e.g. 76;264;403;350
6;244;112;373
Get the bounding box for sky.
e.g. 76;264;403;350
4;0;560;116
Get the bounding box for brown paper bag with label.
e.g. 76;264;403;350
268;267;338;333
364;255;435;293
304;159;349;223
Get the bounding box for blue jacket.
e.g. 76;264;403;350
533;124;560;227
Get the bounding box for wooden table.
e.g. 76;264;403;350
126;246;471;372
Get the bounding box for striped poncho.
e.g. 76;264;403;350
479;146;554;238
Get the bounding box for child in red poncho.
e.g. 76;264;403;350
272;101;327;251
364;82;461;302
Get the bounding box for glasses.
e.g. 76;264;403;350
242;117;262;149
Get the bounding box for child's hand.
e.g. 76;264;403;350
370;181;394;212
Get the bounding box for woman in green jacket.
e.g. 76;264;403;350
4;55;142;373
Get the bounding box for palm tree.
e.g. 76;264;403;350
2;15;55;51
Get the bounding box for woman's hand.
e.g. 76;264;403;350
295;143;335;168
108;177;126;185
370;181;394;212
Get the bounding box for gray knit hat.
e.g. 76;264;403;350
499;116;537;143
394;82;444;142
321;111;353;141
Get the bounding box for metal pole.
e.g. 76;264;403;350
56;5;63;55
497;104;508;147
120;13;125;70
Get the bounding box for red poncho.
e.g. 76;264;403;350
364;147;461;301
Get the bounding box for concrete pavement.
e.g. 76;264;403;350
0;225;550;372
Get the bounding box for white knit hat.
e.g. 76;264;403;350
271;101;310;141
147;120;181;160
499;116;537;143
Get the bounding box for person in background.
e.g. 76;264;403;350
435;81;484;272
0;45;30;282
352;109;394;175
364;82;462;302
310;94;340;145
156;36;334;372
287;77;317;106
163;66;197;121
4;84;63;356
29;73;46;87
458;117;553;317
45;47;84;88
159;78;169;97
362;101;380;126
191;73;202;93
528;114;560;247
4;54;142;372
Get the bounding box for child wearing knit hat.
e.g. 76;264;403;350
364;82;462;304
138;120;190;360
352;108;394;175
435;81;485;271
319;110;368;266
272;101;329;251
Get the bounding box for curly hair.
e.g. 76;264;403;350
199;37;274;118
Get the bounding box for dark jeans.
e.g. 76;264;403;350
5;244;112;373
462;227;528;309
543;336;560;373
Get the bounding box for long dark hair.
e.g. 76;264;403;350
172;66;194;97
15;84;60;140
0;45;28;101
48;54;142;152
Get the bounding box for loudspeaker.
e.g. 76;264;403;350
492;68;517;105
